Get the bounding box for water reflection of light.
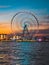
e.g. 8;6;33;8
38;38;42;42
16;64;20;65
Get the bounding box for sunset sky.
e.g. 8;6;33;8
0;0;49;34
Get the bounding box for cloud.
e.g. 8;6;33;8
0;5;11;8
43;15;49;19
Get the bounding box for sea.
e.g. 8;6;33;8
0;41;49;65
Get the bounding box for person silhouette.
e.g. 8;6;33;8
23;23;29;36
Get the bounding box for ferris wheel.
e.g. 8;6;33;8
11;10;39;37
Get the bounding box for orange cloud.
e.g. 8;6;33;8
0;22;49;34
0;23;11;34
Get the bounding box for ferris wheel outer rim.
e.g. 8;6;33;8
11;11;39;33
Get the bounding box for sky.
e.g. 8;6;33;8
0;0;49;34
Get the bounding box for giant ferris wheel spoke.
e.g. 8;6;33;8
11;10;39;37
